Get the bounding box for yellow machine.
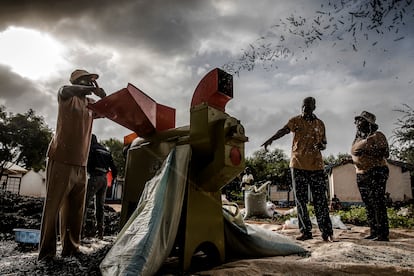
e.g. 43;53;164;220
182;101;247;269
90;68;248;271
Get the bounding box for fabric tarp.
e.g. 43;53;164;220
223;203;306;258
100;145;191;276
100;144;305;275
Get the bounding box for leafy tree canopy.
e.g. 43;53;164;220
391;104;414;165
324;152;351;166
0;105;53;173
102;137;126;178
246;149;352;188
245;148;290;184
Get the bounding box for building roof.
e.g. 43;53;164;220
2;162;28;174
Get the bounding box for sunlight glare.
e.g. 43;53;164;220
0;26;69;80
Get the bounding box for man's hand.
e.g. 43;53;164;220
92;80;106;98
261;140;272;151
94;87;106;98
314;142;326;151
262;127;290;152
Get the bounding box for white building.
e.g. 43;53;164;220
19;169;123;201
1;162;28;194
327;160;413;205
20;169;46;197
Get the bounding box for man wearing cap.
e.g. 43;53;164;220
38;69;106;261
262;97;334;242
351;111;390;241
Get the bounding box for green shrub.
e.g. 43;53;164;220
387;207;414;228
271;204;414;229
336;204;414;229
337;206;367;226
307;204;315;217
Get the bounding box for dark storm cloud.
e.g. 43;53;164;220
0;0;127;26
0;65;35;98
0;65;58;129
0;0;213;56
0;0;103;30
0;0;283;59
1;0;412;157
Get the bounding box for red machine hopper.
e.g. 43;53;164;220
88;83;175;138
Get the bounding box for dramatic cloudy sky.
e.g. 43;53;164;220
0;0;413;158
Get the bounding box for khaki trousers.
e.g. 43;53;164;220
38;160;87;260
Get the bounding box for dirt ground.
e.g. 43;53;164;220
1;191;414;275
200;221;414;276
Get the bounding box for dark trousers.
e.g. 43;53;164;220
83;174;107;237
291;168;333;237
357;166;389;239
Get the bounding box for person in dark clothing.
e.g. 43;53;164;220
330;194;342;211
385;192;393;207
222;174;241;202
262;97;334;242
83;134;117;239
351;111;390;241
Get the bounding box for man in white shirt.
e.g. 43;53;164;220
241;167;254;198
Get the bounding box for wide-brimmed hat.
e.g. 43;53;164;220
355;111;377;126
70;69;99;84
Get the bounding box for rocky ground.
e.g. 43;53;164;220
1;190;414;275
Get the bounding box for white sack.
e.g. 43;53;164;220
244;181;271;219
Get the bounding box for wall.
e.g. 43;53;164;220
269;186;288;201
387;164;412;201
329;163;361;202
20;170;46;197
329;162;412;203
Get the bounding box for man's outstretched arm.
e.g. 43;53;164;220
261;126;290;150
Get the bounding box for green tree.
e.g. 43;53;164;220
102;138;126;178
324;152;351;166
246;148;290;185
0;106;53;175
390;104;414;165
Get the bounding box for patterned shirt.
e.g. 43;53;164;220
351;131;389;174
286;115;326;171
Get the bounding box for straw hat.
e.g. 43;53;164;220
70;69;99;84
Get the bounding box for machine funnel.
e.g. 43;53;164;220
88;83;175;138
